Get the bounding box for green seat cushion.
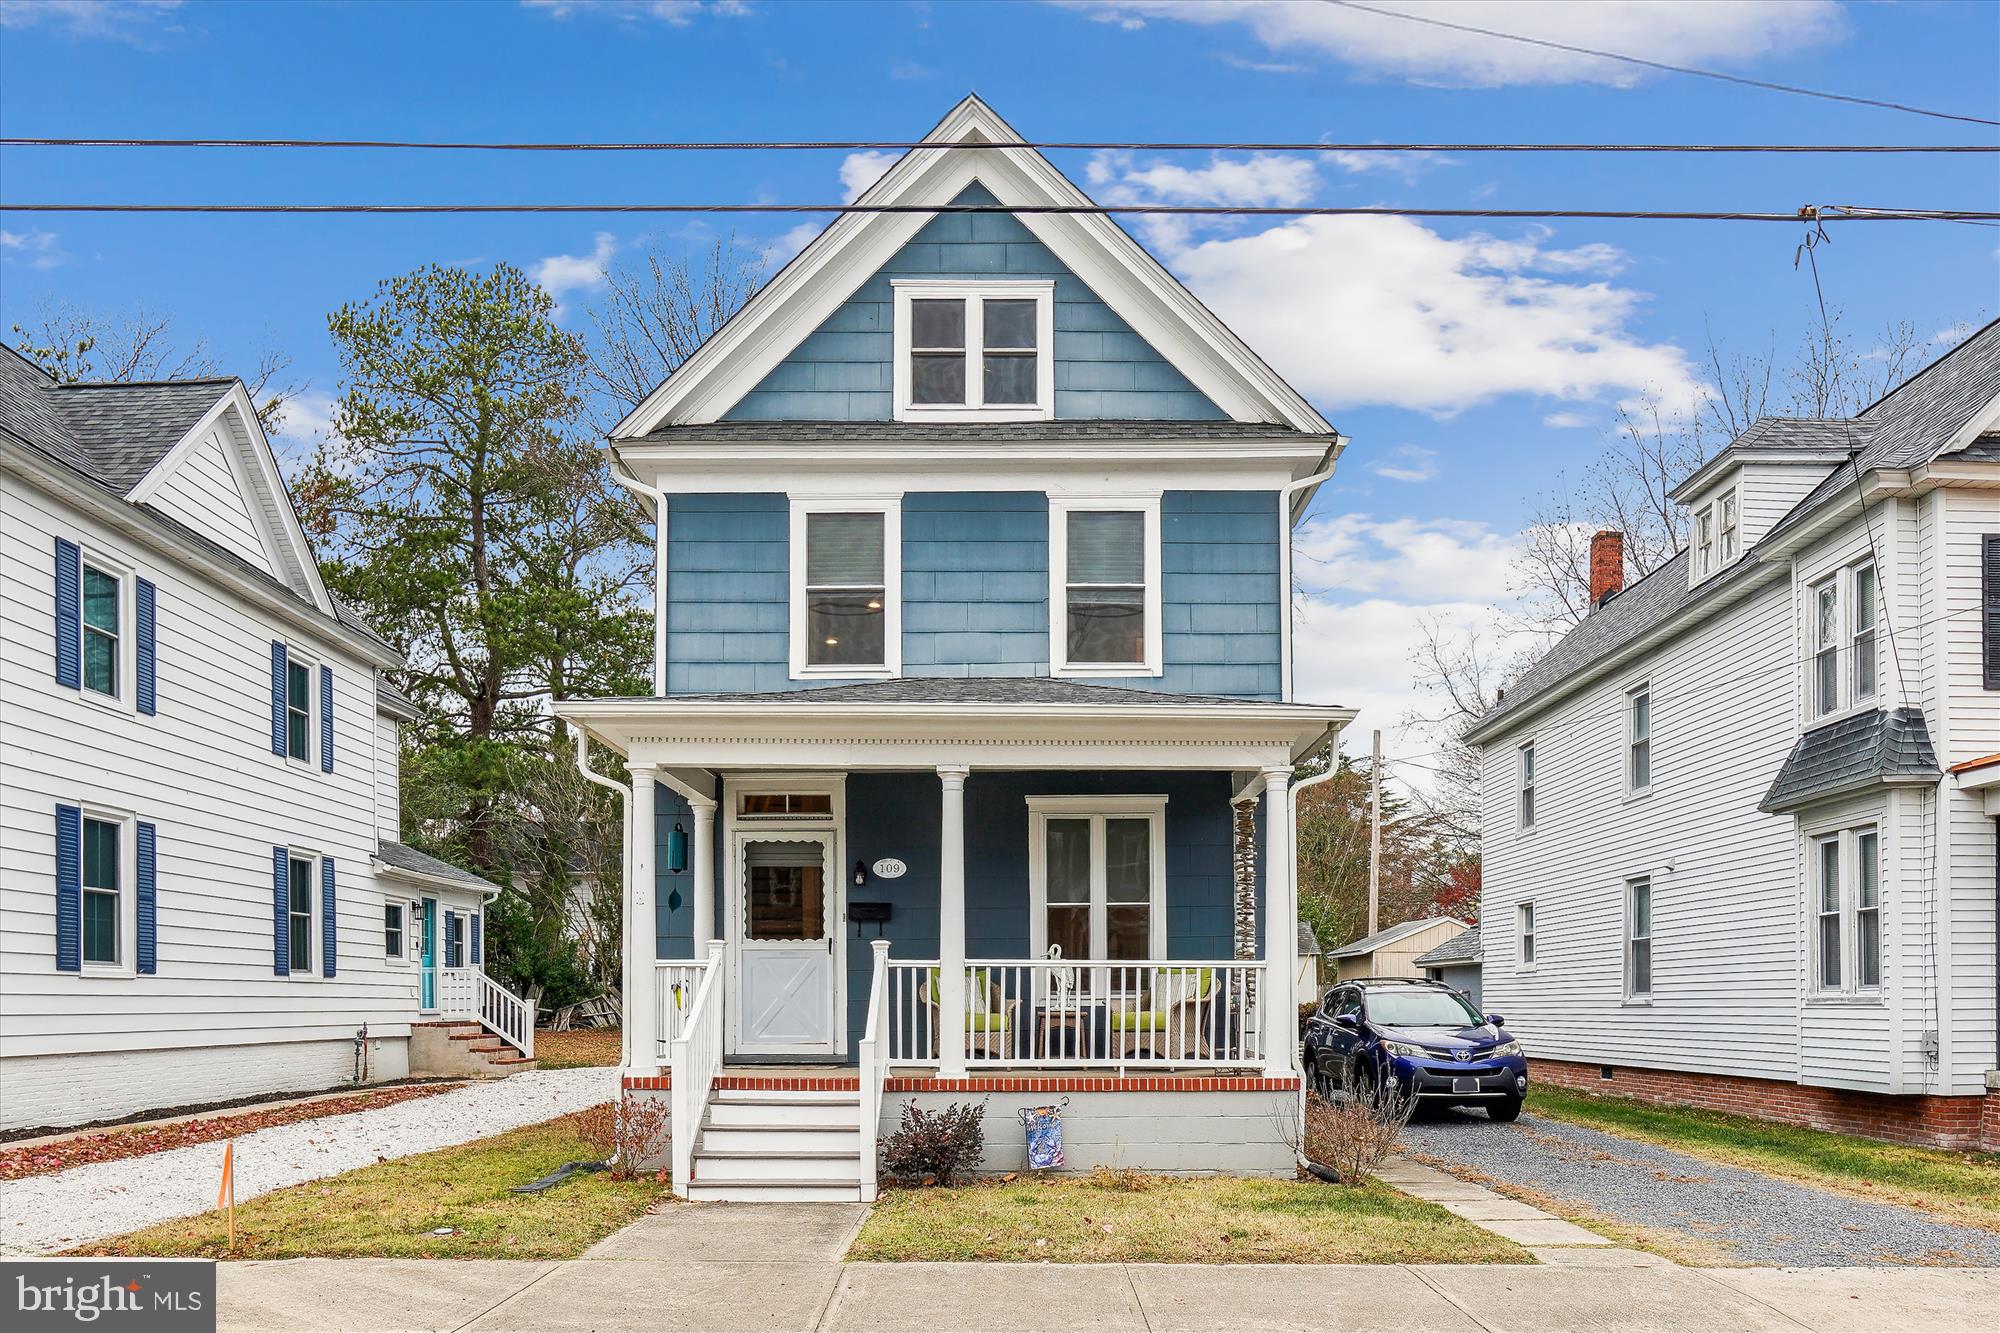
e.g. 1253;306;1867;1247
1110;1009;1168;1032
966;1011;1013;1032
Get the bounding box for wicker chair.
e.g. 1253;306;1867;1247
1109;967;1215;1060
920;968;1024;1060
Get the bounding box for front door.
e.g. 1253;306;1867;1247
419;897;438;1010
733;832;839;1055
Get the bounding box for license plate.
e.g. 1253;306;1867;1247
1451;1077;1478;1094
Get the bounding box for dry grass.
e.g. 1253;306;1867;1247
1527;1087;2000;1232
75;1110;667;1261
849;1172;1531;1265
533;1027;623;1070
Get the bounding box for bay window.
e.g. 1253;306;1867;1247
1851;564;1878;701
1812;579;1840;716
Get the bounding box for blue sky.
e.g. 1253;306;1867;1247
2;0;1996;756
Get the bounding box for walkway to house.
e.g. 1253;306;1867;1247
212;1203;2000;1331
0;1068;615;1256
1400;1109;2000;1268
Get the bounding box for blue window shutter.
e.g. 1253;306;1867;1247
320;664;334;773
322;857;338;977
471;911;482;965
272;846;290;976
136;821;158;975
55;804;82;972
136;578;157;716
54;539;82;689
270;642;288;755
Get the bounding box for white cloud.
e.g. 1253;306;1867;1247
1369;445;1438;483
839;150;899;204
0;228;66;270
1295;513;1518;604
1542;411;1592;429
1165;214;1696;415
1088;150;1319;208
521;0;749;23
1069;1;1844;88
890;61;934;80
269;390;342;475
530;232;616;314
0;0;181;42
768;221;823;264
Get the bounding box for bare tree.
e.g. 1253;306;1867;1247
10;298;301;434
583;236;769;417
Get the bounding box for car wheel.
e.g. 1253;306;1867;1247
1488;1096;1523;1123
1349;1060;1379;1106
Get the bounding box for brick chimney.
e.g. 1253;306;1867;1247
1589;530;1625;608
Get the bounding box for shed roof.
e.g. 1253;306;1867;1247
1326;917;1464;960
1759;707;1940;814
1414;924;1483;968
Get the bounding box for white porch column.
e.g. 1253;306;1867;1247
690;793;717;959
1261;764;1296;1077
937;765;970;1078
628;765;659;1071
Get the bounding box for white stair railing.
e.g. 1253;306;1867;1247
856;939;892;1203
669;939;726;1199
655;960;712;1061
437;967;535;1058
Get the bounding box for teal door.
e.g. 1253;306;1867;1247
420;897;438;1009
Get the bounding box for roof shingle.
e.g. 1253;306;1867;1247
1759;708;1941;814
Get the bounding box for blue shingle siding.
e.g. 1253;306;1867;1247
655;780;696;959
902;492;1050;676
664;494;791;695
724;182;1225;423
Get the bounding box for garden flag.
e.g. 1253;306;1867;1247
1020;1103;1065;1171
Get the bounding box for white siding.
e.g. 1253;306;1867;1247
145;427;274;576
1938;487;1999;1087
375;714;400;841
0;473;420;1128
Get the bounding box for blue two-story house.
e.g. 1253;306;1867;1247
556;97;1352;1199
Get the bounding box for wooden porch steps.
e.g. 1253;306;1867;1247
688;1084;866;1202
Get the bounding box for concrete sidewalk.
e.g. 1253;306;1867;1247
212;1204;2000;1333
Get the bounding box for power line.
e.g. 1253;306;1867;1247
4;202;1995;223
1324;0;2000;128
3;135;1994;154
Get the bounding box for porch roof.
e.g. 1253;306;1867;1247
556;677;1351;770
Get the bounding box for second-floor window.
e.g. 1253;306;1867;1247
1517;742;1536;830
82;562;121;699
1051;499;1161;675
1812;579;1840;716
1627;684;1651;792
892;281;1052;420
1851;564;1878;701
791;501;899;676
286;657;312;763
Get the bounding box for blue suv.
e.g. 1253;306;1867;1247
1303;978;1529;1121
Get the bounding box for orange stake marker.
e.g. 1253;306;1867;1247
217;1140;235;1250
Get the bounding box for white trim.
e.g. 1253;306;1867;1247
1515;900;1536;973
1047;494;1163;677
891;279;1054;422
76;803;139;976
279;642;318;769
1625;681;1651;796
1025;795;1169;962
1623;875;1652;1001
1516;740;1537;832
74;542;137;715
787;496;902;679
283;847;320;979
611;95;1330;437
1804;817;1884;1000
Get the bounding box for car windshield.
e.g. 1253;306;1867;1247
1366;989;1483;1028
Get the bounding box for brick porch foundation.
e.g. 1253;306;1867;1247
1531;1058;2000;1152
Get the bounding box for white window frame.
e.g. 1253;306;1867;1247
1849;561;1879;703
788;497;901;679
1624;876;1652;1001
1048;494;1163;677
1516;740;1537;832
1810;578;1841;718
1809;822;1882;999
1694;504;1715;578
282;645;317;767
891;279;1054;423
286;849;318;978
1717;489;1740;564
1515;900;1536;972
1626;682;1652;795
78;804;138;974
1026;795;1169;962
384;899;406;961
75;545;136;714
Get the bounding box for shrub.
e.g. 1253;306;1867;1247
879;1099;986;1186
570;1095;673;1180
1302;1084;1414;1183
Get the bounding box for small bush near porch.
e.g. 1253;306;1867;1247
76;1110;666;1261
848;1171;1528;1264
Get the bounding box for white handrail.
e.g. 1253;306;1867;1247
438;967;534;1059
669;939;726;1198
655;960;711;1060
856;939;892;1203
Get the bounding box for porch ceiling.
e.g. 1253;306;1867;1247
555;683;1350;770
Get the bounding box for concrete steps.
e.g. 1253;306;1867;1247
689;1086;864;1202
408;1020;538;1079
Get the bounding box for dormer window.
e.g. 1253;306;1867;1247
1694;508;1714;578
892;280;1053;421
1690;485;1740;583
1717;493;1739;563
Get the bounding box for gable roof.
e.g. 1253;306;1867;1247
1415;924;1482;968
1468;319;2000;744
1326;917;1464;959
613;95;1332;438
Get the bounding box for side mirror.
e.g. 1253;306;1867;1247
1484;1013;1505;1027
1333;1012;1359;1029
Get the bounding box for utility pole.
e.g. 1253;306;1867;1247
1368;729;1382;938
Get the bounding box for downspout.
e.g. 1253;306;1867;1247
1279;439;1344;704
608;448;668;697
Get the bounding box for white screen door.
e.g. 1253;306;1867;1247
734;833;839;1055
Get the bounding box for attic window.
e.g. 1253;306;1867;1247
893;280;1053;421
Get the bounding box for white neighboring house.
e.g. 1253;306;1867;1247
1467;321;2000;1150
0;346;527;1134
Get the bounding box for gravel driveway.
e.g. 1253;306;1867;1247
0;1067;616;1256
1400;1108;2000;1267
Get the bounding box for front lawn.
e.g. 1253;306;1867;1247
76;1109;666;1260
1528;1086;2000;1230
849;1171;1529;1264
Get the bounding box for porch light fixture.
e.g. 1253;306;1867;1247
666;820;688;876
853;859;868;887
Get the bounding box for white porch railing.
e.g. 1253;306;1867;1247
885;958;1266;1070
669;941;725;1198
856;939;892;1203
655;960;713;1062
437;967;535;1059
